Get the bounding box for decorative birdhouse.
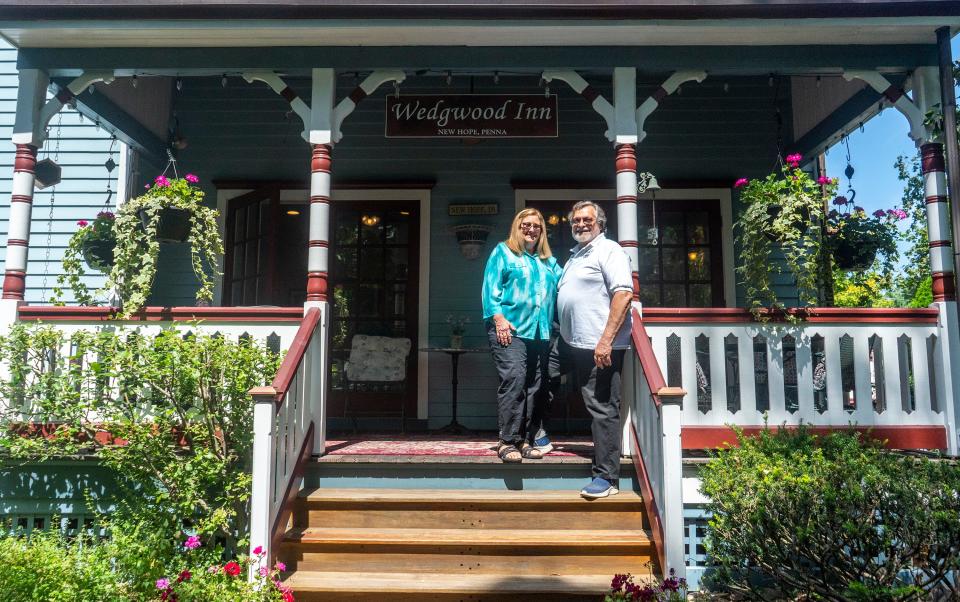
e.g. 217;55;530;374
450;224;493;260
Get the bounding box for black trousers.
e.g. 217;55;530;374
542;336;626;482
486;323;550;444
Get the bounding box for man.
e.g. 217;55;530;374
556;200;633;498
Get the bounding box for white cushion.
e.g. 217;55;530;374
345;335;412;382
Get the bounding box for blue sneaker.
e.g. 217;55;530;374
580;477;618;499
533;432;553;454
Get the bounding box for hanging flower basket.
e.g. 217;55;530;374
831;237;878;272
80;237;115;272
764;204;810;242
138;206;192;243
826;199;904;273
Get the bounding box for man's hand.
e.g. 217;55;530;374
493;314;515;347
594;338;613;368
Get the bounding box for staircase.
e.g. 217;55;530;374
277;456;655;601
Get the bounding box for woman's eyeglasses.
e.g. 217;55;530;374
520;223;543;232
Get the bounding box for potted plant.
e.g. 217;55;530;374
51;211;117;306
734;154;834;316
446;314;470;349
104;173;223;317
826;197;903;273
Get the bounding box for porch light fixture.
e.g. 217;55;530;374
688;250;700;262
450;224;493;260
547;214;560;226
361;214;381;227
638;172;661;245
285;209;301;216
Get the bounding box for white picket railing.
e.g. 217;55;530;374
248;306;326;572
641;308;947;437
626;306;686;579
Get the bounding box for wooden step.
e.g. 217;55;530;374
294;488;646;530
284;527;651;547
283;570;633;601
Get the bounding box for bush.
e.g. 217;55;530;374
699;427;960;600
0;530;127;601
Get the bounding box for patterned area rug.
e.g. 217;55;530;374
325;435;594;458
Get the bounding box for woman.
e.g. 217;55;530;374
481;208;561;463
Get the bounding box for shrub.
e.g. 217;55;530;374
699;427;960;600
0;530;127;601
0;325;280;591
605;570;687;601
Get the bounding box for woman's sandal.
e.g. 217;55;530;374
520;442;544;460
497;441;522;463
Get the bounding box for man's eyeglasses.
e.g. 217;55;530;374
520;223;543;232
571;217;596;226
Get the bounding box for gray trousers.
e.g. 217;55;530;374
546;336;625;482
486;322;549;444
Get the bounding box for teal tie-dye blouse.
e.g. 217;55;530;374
481;242;562;340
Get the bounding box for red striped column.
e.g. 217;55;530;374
922;143;957;302
2;144;38;300
307;144;331;303
616;143;640;300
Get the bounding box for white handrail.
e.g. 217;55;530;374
248;306;325;574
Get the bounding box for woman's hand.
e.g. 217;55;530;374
493;314;515;347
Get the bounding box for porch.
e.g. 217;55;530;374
2;5;960;596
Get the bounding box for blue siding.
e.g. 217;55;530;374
0;41;121;305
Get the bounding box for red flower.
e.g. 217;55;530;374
282;592;295;602
177;569;191;583
223;561;241;576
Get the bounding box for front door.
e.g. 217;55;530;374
327;202;420;423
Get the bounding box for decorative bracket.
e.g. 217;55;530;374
332;70;406;143
636;70;707;143
843;69;926;144
242;71;312;141
19;70;115;145
542;70;616;141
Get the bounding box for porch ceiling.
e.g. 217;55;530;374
0;18;957;49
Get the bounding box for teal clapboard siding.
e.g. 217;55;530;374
155;70;791;428
0;40;121;305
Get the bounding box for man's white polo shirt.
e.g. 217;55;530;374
557;232;633;350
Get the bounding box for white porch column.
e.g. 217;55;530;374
306;143;331;305
612;68;640;299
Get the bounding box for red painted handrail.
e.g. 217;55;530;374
630;307;667;408
270;307;321;402
630;423;666;574
641;307;939;324
17;305;303;322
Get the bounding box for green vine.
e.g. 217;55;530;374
51;211;116;306
734;154;833;320
103;174;223;317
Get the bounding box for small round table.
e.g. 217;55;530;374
420;347;487;434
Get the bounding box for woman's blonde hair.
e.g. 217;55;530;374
504;208;552;260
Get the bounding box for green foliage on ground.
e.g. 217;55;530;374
700;427;960;600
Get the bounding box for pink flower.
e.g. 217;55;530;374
259;567;269;577
156;578;170;590
873;209;886;218
224;561;241;576
184;173;199;183
183;535;201;549
282;592;295;602
76;220;89;227
817;176;831;185
154;175;170;187
733;178;749;188
785;153;803;166
252;545;263;556
96;211;115;220
275;561;287;572
892;208;908;220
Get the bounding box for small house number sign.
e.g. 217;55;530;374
386;95;558;138
449;203;499;216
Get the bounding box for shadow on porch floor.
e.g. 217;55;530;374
322;434;595;463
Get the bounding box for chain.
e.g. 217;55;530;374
39;113;63;299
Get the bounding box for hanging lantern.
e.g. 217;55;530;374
34;158;62;190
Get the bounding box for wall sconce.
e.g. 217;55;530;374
361;214;381;227
450;224;493;260
638;171;661;245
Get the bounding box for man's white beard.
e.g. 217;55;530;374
573;229;598;244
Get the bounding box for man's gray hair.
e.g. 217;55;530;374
568;200;607;232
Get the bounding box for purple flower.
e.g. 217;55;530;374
184;173;199;183
854;206;865;213
96;211;115;220
154;175;170;187
156;578;170;590
832;196;848;206
184;535;201;549
733;177;749;188
893;208;908;220
873;209;886;218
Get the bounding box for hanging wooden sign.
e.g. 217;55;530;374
385;95;558;138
